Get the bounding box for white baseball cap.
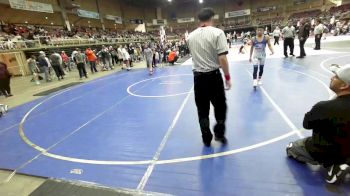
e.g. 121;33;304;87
330;64;350;85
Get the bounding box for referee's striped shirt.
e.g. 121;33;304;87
282;26;295;38
187;26;228;73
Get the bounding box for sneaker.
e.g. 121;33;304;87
286;142;293;157
326;164;350;184
253;79;258;87
4;105;8;112
258;79;263;85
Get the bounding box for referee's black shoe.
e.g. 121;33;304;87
215;136;227;145
202;134;213;147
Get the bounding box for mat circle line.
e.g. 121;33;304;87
19;69;330;165
127;74;193;98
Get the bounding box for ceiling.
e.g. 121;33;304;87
123;0;234;7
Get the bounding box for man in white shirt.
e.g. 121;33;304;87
226;32;232;48
273;26;281;45
187;8;231;146
144;44;153;75
282;22;296;58
314;19;324;50
122;45;131;71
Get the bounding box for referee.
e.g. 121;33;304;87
187;8;231;146
297;18;310;58
282;22;296;58
314;19;323;50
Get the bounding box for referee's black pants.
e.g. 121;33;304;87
274;36;279;45
194;69;227;142
315;34;322;49
284;37;294;56
299;38;307;57
0;77;11;96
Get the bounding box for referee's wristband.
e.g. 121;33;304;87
225;74;231;81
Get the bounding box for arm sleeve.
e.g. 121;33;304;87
216;31;229;55
303;102;326;129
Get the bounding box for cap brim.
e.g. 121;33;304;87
329;64;341;74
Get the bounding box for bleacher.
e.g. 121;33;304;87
289;9;322;20
330;3;350;15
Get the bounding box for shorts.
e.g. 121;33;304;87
252;57;266;66
146;59;152;68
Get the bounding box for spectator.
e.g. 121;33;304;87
61;51;71;71
287;64;350;184
0;61;13;97
73;49;88;79
27;55;40;85
273;26;281;45
121;45;131;71
50;52;65;80
37;51;52;82
86;48;98;74
168;49;178;65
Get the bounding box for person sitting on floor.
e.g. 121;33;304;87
286;64;350;184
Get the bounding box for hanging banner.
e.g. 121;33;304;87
257;6;277;12
105;15;123;24
225;9;251;18
177;17;195;23
130;19;143;24
115;16;122;24
294;0;306;5
77;9;99;19
9;0;53;13
152;19;167;25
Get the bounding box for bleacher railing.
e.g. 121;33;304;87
0;36;172;51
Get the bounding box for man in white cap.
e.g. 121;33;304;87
286;64;350;184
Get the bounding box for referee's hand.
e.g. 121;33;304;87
225;80;232;90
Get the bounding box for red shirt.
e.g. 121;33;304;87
61;53;69;63
168;51;177;62
86;50;97;62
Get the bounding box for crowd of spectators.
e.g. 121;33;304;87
0;24;158;50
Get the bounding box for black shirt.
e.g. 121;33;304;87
298;23;310;39
304;94;350;165
38;56;48;68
